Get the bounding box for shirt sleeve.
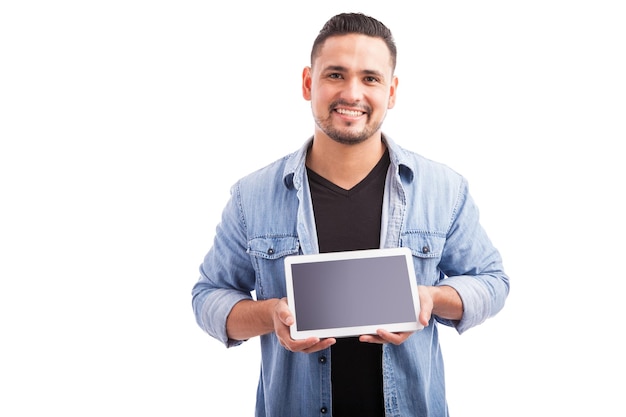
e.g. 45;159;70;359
191;181;256;347
436;179;510;334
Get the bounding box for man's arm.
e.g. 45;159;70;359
226;298;336;353
227;285;462;348
359;284;462;345
429;285;463;321
436;179;510;333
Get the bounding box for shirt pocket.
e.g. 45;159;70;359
248;236;300;299
400;232;446;286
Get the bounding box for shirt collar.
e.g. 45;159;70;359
282;134;414;189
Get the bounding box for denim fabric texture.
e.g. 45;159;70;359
192;135;509;417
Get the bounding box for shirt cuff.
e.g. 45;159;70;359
201;288;253;347
436;276;491;334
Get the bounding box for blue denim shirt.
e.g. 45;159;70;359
192;135;509;417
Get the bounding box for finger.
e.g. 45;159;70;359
301;338;336;354
358;334;386;344
275;299;295;326
419;309;431;327
285;337;335;353
373;330;412;345
278;336;309;351
417;286;433;327
279;310;294;326
282;336;319;351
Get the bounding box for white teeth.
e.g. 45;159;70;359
336;108;363;117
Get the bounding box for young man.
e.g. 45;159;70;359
192;13;509;417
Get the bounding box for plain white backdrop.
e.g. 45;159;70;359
1;1;625;415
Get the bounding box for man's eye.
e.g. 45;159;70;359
329;73;343;79
364;76;378;83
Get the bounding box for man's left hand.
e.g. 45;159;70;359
358;285;434;345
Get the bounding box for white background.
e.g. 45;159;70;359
1;1;625;415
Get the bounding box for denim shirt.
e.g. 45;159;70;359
192;135;509;417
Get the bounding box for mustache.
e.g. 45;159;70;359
329;100;371;114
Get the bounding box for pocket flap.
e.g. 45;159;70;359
248;236;300;259
402;233;445;259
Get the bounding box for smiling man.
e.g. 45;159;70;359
305;33;396;146
192;13;509;417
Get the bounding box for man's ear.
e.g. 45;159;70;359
302;66;312;101
388;75;399;109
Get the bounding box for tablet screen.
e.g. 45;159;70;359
284;247;422;339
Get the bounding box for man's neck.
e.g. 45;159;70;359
306;133;387;190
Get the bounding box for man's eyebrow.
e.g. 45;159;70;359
321;65;387;80
361;69;386;80
322;65;348;73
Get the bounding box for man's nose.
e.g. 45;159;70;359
339;77;364;103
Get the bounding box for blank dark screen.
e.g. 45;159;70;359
290;255;416;331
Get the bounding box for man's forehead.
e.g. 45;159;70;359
313;34;393;71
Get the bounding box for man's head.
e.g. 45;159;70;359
310;13;397;74
303;13;399;146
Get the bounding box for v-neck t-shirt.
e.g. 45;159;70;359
307;150;390;417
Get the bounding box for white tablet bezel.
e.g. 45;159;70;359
284;247;423;340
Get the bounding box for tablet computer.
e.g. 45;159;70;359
284;247;423;340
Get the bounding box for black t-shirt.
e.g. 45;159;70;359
307;150;390;417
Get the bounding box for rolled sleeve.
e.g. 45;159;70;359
191;181;257;348
437;179;510;334
201;288;252;347
437;275;495;334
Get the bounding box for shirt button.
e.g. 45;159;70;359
319;356;327;364
422;246;430;254
320;407;328;414
267;248;274;255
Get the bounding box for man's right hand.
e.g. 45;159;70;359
273;298;336;354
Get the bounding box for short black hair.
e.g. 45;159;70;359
310;13;397;71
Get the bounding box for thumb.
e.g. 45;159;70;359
276;298;294;326
419;308;430;327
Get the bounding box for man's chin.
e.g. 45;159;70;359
326;126;374;145
315;117;377;145
328;133;370;146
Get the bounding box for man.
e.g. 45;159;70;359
192;12;509;417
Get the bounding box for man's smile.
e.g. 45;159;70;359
334;108;366;117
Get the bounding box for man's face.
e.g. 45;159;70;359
302;34;398;145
